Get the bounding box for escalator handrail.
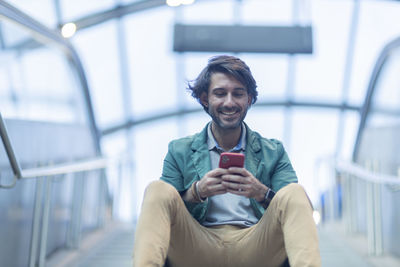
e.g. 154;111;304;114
21;157;108;179
352;36;400;161
0;112;22;179
1;112;107;188
336;159;400;185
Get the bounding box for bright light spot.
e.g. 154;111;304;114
313;210;321;225
166;0;181;7
61;22;77;38
181;0;195;5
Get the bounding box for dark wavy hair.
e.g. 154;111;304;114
187;55;258;111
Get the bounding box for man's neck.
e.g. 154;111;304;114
211;122;242;151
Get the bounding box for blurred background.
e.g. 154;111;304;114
1;0;400;266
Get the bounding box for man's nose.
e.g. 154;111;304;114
224;94;235;107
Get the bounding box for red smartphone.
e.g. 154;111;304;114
218;152;245;169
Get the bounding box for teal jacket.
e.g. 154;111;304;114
160;123;298;223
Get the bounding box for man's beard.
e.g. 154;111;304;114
208;107;248;130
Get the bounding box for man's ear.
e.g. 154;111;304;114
200;92;208;107
247;94;252;106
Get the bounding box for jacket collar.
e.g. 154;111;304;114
191;122;261;152
191;122;263;177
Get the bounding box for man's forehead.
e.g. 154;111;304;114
210;72;246;87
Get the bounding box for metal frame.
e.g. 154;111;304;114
101;100;360;136
0;112;107;182
335;0;360;158
1;113;108;266
0;0;101;154
335;160;400;256
317;157;400;256
71;0;166;30
352;36;400;160
0;113;22;181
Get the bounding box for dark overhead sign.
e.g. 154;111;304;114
173;24;313;54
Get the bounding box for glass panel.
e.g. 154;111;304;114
124;8;178;117
5;0;57;27
245;106;286;141
182;0;234;24
290;109;339;203
60;0;116;22
0;19;86;123
133;119;179;216
369;47;400;127
241;0;293;25
348;0;400;106
0;11;101;266
72;20;125;128
294;0;352;102
339;111;359;160
358;45;400;176
182;112;212;136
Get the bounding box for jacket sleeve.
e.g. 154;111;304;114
160;142;185;192
270;142;298;192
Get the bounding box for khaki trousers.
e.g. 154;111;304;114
133;181;320;267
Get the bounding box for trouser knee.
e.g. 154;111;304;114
275;183;313;210
143;180;181;204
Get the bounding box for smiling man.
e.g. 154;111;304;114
133;56;321;267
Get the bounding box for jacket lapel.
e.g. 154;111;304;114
244;124;263;177
191;124;211;180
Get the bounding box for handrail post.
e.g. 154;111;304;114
366;180;375;255
38;176;53;267
29;177;44;267
349;176;358;233
67;172;85;248
373;182;383;256
342;173;352;233
97;169;107;228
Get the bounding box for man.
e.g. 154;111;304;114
133;55;320;267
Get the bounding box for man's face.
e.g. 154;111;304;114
201;72;252;131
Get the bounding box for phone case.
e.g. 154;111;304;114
218;152;245;168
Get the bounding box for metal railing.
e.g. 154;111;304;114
319;157;400;256
1;112;109;267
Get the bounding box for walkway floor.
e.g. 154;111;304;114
48;221;400;267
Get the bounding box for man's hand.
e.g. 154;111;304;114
221;167;268;202
197;168;229;198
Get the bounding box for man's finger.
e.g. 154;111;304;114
221;174;245;184
209;168;229;176
227;167;247;175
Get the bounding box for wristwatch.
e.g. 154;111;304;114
262;188;275;209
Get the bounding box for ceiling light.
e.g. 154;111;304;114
166;0;181;7
181;0;195;5
61;22;77;38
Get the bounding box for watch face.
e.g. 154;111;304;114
265;189;275;202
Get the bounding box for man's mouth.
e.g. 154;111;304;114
221;111;237;115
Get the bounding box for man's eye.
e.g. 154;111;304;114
234;93;245;97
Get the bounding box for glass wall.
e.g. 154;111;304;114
0;20;86;123
0;6;105;267
369;47;400;128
